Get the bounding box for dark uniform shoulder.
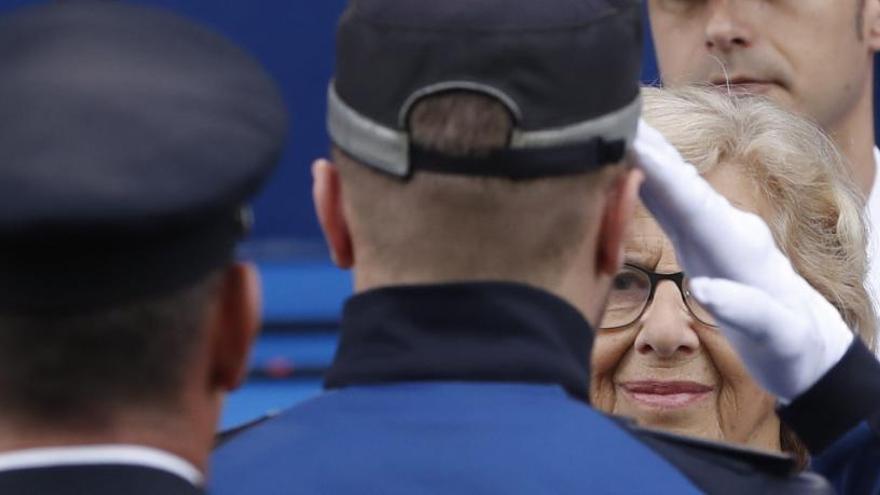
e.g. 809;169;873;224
215;410;281;448
617;418;833;495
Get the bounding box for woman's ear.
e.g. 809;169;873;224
596;167;643;277
313;158;354;268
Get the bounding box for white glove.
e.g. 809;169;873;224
634;120;854;403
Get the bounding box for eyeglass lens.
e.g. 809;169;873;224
600;264;717;329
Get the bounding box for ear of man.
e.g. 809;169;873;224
862;0;880;50
207;262;262;391
313;158;354;269
596;166;644;279
552;163;643;327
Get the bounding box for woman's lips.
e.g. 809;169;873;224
620;381;714;409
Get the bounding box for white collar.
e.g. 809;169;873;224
867;147;880;243
0;444;203;486
870;147;880;207
868;148;880;358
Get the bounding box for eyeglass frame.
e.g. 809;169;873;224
600;262;718;330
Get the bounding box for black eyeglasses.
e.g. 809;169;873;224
600;263;717;329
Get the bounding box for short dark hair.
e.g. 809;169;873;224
408;90;513;155
0;273;220;426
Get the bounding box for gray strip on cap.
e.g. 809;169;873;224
511;95;641;150
327;83;410;176
327;82;640;178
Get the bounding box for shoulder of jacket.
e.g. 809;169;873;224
608;415;833;495
214;410;282;449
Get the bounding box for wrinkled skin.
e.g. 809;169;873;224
591;164;781;451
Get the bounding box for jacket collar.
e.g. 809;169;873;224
0;444;201;486
325;282;594;400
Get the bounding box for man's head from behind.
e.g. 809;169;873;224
0;1;286;468
314;0;645;324
0;265;258;455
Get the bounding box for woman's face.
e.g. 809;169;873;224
591;164;781;451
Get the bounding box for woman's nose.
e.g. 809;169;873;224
635;283;701;358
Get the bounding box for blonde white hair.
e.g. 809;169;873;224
641;85;876;352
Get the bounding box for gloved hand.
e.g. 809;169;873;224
634;120;854;404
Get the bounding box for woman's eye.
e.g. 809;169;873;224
613;272;647;291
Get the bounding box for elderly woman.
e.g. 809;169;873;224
591;86;877;467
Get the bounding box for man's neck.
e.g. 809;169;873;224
353;269;596;322
826;71;877;197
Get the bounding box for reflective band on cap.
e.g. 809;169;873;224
327;82;640;179
328;84;410;176
511;96;640;151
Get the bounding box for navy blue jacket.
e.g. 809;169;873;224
779;340;880;494
0;464;202;495
212;283;831;494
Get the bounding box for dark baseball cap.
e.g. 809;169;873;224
0;1;287;312
328;0;642;179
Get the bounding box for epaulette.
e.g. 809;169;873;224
214;410;281;449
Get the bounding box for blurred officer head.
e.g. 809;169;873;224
647;0;880;191
0;1;286;470
314;0;643;325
